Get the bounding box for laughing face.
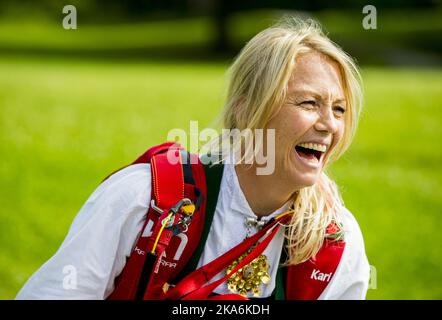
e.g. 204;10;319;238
266;52;347;190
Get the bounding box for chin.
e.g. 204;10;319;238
288;171;320;189
299;178;319;189
286;150;325;189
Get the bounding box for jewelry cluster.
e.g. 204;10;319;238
225;216;270;297
226;248;270;297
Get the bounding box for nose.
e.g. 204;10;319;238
314;107;339;134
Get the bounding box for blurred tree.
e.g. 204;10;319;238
0;0;439;54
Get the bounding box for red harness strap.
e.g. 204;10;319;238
166;215;290;300
144;151;184;256
107;144;207;300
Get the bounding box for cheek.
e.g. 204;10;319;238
272;111;315;160
336;119;346;141
273;108;315;137
330;120;346;152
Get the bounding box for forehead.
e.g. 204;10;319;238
288;52;345;101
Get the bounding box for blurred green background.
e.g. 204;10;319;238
0;0;441;299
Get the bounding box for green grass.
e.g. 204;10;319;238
0;56;441;299
330;67;442;299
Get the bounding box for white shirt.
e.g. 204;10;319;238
16;163;370;300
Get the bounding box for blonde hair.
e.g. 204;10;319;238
204;18;363;265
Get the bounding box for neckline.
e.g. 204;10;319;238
224;162;292;222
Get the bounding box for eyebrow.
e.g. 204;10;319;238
288;89;346;104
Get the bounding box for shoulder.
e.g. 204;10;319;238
100;163;151;192
339;206;366;250
84;162;153;218
67;162;153;237
89;164;152;205
319;206;371;299
336;206;371;294
66;163;153;236
337;206;369;268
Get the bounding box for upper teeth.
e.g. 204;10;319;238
298;143;327;152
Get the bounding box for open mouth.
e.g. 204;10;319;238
294;143;326;162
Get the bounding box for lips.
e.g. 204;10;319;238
292;140;331;169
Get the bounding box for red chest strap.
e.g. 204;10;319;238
285;239;345;300
165;214;291;300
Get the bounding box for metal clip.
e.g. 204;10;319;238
150;199;163;214
169;198;192;215
245;217;266;230
165;198;194;235
162;215;175;228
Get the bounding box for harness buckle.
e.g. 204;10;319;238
169;198;192;215
165;198;194;235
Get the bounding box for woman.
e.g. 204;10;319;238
16;18;370;300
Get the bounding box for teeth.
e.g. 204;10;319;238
297;142;327;153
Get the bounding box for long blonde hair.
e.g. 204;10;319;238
203;18;363;265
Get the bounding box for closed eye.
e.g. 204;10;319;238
333;106;346;115
301;100;317;106
299;100;318;109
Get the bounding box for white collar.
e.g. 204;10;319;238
224;162;292;222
